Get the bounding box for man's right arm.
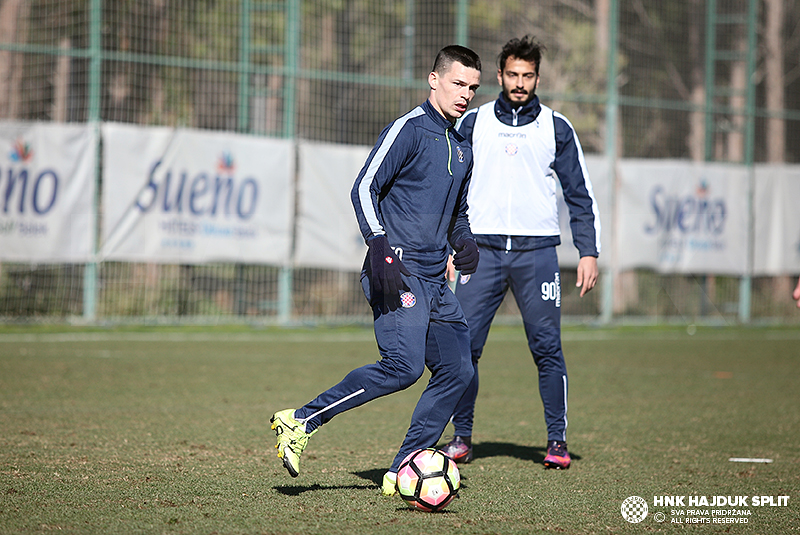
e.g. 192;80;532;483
351;118;416;242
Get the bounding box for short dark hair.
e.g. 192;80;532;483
498;35;546;74
431;45;482;75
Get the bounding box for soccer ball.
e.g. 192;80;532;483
395;448;460;512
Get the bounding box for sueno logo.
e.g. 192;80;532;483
135;160;258;220
645;183;726;235
1;167;59;215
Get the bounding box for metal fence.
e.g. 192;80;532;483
1;0;799;325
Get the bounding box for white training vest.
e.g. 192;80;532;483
466;101;561;237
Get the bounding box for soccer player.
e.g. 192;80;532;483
271;45;482;495
440;36;600;470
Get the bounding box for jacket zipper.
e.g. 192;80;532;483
445;126;453;176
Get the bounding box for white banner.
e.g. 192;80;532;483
7;120;788;276
754;165;800;275
0;122;96;262
295;141;370;271
616;160;748;275
100;124;293;265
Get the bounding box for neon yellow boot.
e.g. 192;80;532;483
270;409;314;477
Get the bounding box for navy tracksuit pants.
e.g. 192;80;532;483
294;272;474;472
451;245;568;442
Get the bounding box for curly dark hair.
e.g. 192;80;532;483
498;35;546;74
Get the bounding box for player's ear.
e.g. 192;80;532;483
428;71;438;90
496;68;503;86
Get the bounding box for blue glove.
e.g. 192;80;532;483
368;235;410;297
453;237;479;275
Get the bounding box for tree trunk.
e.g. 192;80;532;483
765;0;785;162
0;0;29;119
595;0;609;64
51;38;71;122
726;31;747;162
687;0;705;161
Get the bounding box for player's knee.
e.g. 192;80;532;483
470;349;482;365
459;362;474;387
375;353;424;390
533;352;566;376
529;326;562;360
395;359;425;389
452;351;474;386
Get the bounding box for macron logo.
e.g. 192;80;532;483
498;132;526;139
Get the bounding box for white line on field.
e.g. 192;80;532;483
0;332;376;344
1;329;799;344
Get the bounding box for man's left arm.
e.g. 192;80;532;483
552;112;600;296
449;160;479;275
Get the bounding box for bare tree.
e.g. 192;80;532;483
51;38;71;122
725;28;747;162
0;0;30;119
687;0;705;162
764;0;786;162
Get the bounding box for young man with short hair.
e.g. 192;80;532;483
272;45;482;494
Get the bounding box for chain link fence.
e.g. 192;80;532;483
1;0;799;324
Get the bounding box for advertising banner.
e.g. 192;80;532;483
0;122;96;262
294;141;371;271
101;124;293;265
616;160;748;275
753;165;800;275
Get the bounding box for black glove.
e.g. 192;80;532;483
453;237;479;275
368;235;410;297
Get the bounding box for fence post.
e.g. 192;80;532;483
83;0;102;322
455;0;468;46
239;0;252;133
738;0;758;323
277;0;301;325
600;0;619;325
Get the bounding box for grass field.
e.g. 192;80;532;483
1;324;798;534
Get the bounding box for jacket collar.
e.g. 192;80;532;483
494;93;541;127
422;99;466;142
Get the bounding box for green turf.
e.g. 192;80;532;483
1;325;798;534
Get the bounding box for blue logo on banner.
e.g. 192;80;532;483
1;139;59;217
135;153;258;221
645;181;726;236
645;180;728;262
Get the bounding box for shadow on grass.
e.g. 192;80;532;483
353;468;384;486
470;441;582;467
349;444;581;487
275;482;374;496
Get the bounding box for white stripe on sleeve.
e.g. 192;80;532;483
357;107;425;236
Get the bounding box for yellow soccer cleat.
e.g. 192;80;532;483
270;409;313;477
381;471;397;496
